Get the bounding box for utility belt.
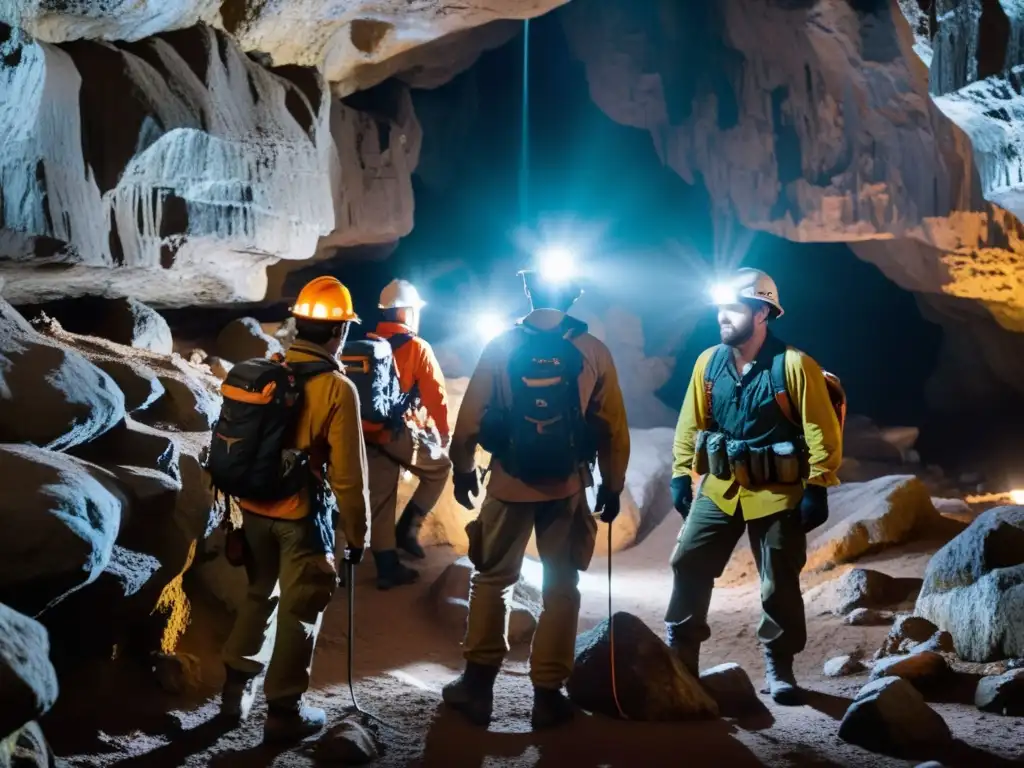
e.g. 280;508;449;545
693;430;807;488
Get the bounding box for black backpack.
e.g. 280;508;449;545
488;318;592;483
207;355;337;501
340;333;415;428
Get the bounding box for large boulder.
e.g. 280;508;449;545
21;298;172;354
215;317;284;364
0;299;125;451
838;677;952;758
88;358;165;414
974;669;1024;716
0;445;124;615
0;603;59;740
567;612;718;721
915;506;1024;662
428;557;539;646
804;567;922;616
806;476;942;571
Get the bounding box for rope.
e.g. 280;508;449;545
342;563;407;735
607;523;628;720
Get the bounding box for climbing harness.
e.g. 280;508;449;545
607;522;628;720
341;563;408;735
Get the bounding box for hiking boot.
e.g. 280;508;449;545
531;687;575;730
264;703;326;742
396;502;428;559
373;549;419;590
219;667;260;723
763;652;803;706
442;661;499;727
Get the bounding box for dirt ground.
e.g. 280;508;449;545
44;513;1024;768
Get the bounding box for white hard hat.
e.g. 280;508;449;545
378;279;426;310
709;268;784;318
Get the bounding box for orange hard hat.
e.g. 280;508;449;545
290;276;361;323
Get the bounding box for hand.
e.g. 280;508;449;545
594;485;621;524
670;475;693;519
454;469;481;510
799;484;829;533
343;546;364;566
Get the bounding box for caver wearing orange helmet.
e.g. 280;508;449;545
219;275;371;742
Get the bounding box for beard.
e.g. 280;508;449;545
719;320;754;347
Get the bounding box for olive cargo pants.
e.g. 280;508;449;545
366;426;452;551
462;492;597;689
222;511;338;705
664;493;807;658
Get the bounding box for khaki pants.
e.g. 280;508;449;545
463;492;597;689
222;512;338;705
664;493;808;657
366;426;452;552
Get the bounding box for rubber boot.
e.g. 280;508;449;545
264;700;327;742
373;549;419;591
442;661;499;727
763;652;803;706
395;502;428;559
219;666;260;723
531;687;575;730
665;622;700;678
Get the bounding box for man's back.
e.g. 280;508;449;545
373;321;450;438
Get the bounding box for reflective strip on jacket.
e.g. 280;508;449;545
672;343;842;520
450;309;631;503
239;340;372;549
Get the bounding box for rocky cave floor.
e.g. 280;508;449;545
42;512;1024;768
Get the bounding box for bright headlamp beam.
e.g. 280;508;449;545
476;312;507;343
536;246;576;283
709;282;738;306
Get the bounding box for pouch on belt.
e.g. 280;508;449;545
706;432;730;479
749;445;770;486
727;440;752;488
771;441;801;485
693;430;710;476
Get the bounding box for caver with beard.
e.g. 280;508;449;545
664;268;842;705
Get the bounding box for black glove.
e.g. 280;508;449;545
343;546;364;566
670;475;693;518
454;469;481;510
594;485;621;524
799;484;829;533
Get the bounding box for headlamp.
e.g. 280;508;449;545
709;282;739;306
536;246;577;284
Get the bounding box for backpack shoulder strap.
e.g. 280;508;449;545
770;348;799;426
702;345;731;424
288;359;339;381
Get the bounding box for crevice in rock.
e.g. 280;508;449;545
350;19;394;55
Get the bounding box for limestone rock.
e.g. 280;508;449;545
138;372;220;432
206;357;232;381
974;669;1024;716
70;418;179;480
22;298;172;354
824;655;866;678
567;612;718;721
914;631;955;656
845;608;895;627
0;445;124;615
808;568;922;616
5;721;53;768
806;476;941;571
215;317;284;363
428;557;538;646
839;677;952;758
313;717;378;765
870;651;951;689
881;615;940;657
0;299;125;451
88;358;165;414
915;506;1024;662
0;604;58;740
699;663;760;716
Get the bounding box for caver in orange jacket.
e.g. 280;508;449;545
239;340;372;550
364;321;450;443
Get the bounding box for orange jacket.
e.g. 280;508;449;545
365;322;450;442
239;340;371;549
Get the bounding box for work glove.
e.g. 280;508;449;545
343;546;364;566
798;484;829;533
670;475;694;519
454;469;481;510
594;485;621;524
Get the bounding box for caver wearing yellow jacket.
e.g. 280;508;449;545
220;276;371;742
442;267;630;731
665;268;842;706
